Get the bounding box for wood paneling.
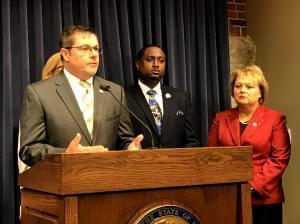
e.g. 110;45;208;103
20;147;252;224
77;185;238;224
19;147;252;195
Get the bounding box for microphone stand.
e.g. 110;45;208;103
100;85;157;149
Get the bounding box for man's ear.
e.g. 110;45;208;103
60;48;69;62
135;61;140;71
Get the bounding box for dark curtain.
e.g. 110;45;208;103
1;0;230;223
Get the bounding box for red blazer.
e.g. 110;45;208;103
208;105;291;205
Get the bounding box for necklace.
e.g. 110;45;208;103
240;120;249;125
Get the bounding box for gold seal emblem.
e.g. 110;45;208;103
128;200;201;224
149;216;188;224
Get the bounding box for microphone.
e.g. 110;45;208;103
99;84;157;149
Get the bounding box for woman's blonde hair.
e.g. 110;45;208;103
41;52;63;80
230;65;269;104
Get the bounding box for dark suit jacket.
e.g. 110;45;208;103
19;73;134;166
208;105;291;205
125;85;200;149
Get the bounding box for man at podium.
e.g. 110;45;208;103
19;25;143;167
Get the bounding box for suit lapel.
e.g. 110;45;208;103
55;73;92;144
132;86;159;136
241;105;265;144
160;87;170;135
226;109;240;145
92;78;107;144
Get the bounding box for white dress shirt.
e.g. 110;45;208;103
64;68;94;113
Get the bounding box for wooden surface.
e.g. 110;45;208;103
20;147;253;224
240;183;253;224
77;185;239;224
21;184;246;224
65;197;78;224
19;146;252;195
21;189;64;224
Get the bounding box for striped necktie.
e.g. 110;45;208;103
79;80;94;138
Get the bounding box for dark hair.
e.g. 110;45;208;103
59;25;99;48
136;44;165;61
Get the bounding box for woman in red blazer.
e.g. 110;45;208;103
208;65;291;224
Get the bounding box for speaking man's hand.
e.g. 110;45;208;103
66;133;108;153
128;134;144;151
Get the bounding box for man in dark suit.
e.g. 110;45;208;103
125;44;200;149
19;25;143;166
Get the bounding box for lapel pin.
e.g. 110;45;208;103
252;122;257;127
165;93;171;99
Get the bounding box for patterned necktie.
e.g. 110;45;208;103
79;80;94;138
147;90;162;134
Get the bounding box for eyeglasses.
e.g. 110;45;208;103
65;45;102;54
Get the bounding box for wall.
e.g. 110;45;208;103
227;0;253;74
247;1;300;224
227;0;247;36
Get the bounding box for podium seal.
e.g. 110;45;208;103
129;200;201;224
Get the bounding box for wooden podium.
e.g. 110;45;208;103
19;146;253;224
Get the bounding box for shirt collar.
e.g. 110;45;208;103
138;79;162;96
64;68;94;86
